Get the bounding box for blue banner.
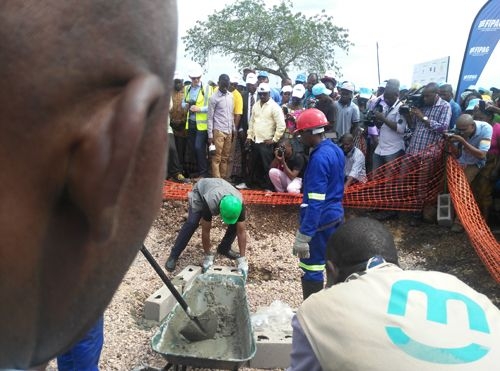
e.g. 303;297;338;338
457;0;500;99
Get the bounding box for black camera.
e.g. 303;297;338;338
276;145;285;157
399;88;424;115
306;97;318;109
443;128;459;138
187;100;197;107
365;98;384;127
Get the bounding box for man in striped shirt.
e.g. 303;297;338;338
405;82;451;226
406;82;451;154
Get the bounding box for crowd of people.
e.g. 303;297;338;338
168;66;500;228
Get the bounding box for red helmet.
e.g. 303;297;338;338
294;108;329;133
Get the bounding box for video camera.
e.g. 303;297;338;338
399;87;424;115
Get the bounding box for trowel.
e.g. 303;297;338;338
140;244;218;341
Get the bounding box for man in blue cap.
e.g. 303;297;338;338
312;82;336;135
257;71;281;104
295;73;307;86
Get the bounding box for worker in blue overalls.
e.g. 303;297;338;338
292;108;345;300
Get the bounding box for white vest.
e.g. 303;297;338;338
297;265;500;371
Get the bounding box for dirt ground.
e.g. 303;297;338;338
46;201;499;370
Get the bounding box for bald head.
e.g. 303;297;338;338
0;1;177;368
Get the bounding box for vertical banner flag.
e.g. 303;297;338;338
457;0;500;99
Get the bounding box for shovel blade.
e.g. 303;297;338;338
179;309;218;342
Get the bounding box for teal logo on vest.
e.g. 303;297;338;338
385;280;490;364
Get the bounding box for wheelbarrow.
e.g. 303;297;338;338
151;273;256;370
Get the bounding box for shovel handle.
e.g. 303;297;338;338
140;244;190;315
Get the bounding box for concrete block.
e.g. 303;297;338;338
437;193;454;227
144;265;202;322
171;265;202;294
206;265;241;277
144;284;178;322
249;329;293;369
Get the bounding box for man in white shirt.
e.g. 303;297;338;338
372;83;407;171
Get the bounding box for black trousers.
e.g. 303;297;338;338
249;142;274;189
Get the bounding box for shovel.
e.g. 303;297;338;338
140;244;218;342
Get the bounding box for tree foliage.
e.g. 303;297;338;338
182;0;352;79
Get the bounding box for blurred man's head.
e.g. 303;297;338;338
0;1;177;368
326;218;399;286
218;74;230;93
438;84;454;102
340;133;355;154
422;82;439;107
383;85;399;107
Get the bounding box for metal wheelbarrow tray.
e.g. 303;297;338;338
151;273;256;369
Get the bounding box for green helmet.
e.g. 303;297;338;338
220;194;242;224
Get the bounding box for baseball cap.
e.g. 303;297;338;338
257;71;269;78
295;73;306;83
292;84;306;98
465;98;480;112
230;75;240;84
358;87;372;100
312;82;331;97
257;83;271;93
245;73;258;85
281;85;293;94
340;81;355;92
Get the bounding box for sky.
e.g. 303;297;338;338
176;0;489;91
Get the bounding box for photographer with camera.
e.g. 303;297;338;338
404;82;451;226
446;113;492;232
405;82;451;155
372;84;407;172
268;138;306;194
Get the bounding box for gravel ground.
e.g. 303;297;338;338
46;201;498;370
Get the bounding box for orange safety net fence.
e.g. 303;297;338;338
163;142;500;282
446;155;500;283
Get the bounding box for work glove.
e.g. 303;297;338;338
237;256;249;281
202;254;214;273
293;231;311;259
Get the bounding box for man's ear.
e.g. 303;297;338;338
325;260;340;287
67;74;165;243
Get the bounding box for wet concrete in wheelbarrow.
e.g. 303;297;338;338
152;275;254;364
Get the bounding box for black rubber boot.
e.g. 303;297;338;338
301;278;324;301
